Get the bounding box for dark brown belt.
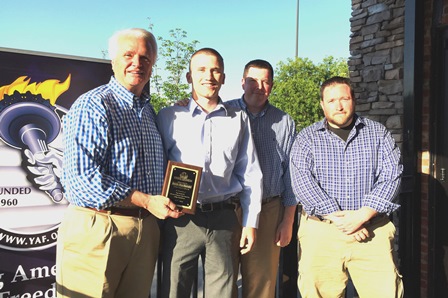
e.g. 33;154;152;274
301;210;331;223
302;210;388;225
86;206;151;218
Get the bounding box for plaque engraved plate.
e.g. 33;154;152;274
162;161;202;214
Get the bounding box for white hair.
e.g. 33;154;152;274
108;28;157;62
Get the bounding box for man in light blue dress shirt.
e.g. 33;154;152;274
157;48;263;298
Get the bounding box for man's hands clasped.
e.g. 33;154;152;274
324;207;378;242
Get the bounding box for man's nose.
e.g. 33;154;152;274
204;70;214;79
132;55;141;66
336;99;343;109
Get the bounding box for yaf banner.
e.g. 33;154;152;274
0;48;112;297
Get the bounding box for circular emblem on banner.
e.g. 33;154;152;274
0;102;68;251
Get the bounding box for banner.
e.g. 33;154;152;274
0;48;113;297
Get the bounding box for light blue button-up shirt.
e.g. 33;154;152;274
157;98;263;228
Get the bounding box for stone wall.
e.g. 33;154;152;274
349;0;405;146
349;0;408;292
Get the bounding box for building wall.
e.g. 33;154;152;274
350;0;448;296
349;0;427;296
349;0;405;145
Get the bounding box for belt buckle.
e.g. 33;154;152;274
315;214;325;221
200;203;213;212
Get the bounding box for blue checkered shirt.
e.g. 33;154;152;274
226;97;298;206
62;76;165;209
290;116;402;216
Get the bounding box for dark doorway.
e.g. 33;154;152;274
429;26;448;298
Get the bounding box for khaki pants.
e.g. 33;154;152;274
56;205;160;298
297;213;404;298
237;198;283;298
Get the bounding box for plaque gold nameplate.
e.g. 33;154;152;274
162;161;202;214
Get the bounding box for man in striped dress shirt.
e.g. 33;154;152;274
227;59;298;298
290;76;404;297
56;28;181;298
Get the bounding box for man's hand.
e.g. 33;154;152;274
275;220;293;247
324;207;377;235
275;205;296;247
174;98;190;106
127;190;183;219
352;227;370;242
145;195;184;219
240;227;256;255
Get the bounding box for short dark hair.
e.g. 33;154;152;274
243;59;274;82
189;47;224;71
320;76;354;100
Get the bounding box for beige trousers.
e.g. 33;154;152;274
56;205;160;298
238;198;283;298
298;213;404;298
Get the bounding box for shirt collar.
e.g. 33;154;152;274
315;114;364;132
110;76;150;106
188;96;228;116
239;95;270;118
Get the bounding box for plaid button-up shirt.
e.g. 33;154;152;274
290;115;402;216
62;77;165;209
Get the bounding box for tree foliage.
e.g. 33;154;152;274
270;56;349;131
150;28;198;112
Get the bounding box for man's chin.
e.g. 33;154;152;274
202;89;221;98
332;120;352;129
253;95;268;102
126;78;147;88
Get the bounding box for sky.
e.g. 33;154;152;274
0;0;351;99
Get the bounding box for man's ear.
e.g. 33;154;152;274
222;73;225;85
186;72;192;84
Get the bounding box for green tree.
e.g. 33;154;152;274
150;28;199;112
270;56;348;131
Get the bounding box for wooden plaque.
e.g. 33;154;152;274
162;161;202;214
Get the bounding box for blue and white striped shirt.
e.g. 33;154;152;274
290;115;402;216
62;76;165;209
226;97;298;207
